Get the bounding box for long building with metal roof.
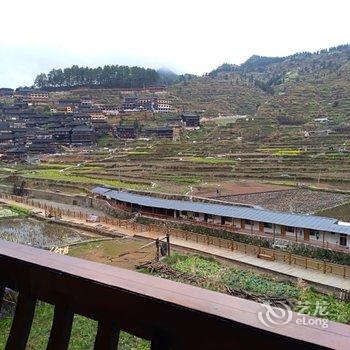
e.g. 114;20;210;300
92;187;350;250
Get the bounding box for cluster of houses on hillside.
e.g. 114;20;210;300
121;97;174;113
0;88;201;162
116;113;200;140
0;88;175;113
0;102;98;162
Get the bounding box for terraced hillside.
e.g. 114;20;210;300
11;113;349;197
171;45;350;121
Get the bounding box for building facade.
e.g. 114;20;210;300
92;187;350;251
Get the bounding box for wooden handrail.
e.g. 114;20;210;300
0;239;349;349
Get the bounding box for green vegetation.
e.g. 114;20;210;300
4;204;31;217
127;151;151;156
289;244;350;266
273;150;302;156
161;254;350;323
296;289;350;324
0;207;19;218
19;168;147;190
223;269;299;298
163;254;299;299
35;64;159;89
184;156;235;164
0;303;149;350
259;148;302;156
0;204;30;219
97;135;117;147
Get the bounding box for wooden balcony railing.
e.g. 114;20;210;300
0;239;349;350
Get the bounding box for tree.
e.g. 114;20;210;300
34;64;160;89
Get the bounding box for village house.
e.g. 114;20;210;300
0;133;14;150
12;127;28;143
80;96;92;106
89;109;108;121
51;106;74;114
28;137;56;155
14;89;49;105
138;98;152;111
142;127;174;139
101;105;120;115
3;146;27;162
52;127;72;144
122;97;139;111
72;113;91;124
181;112;200;128
58;99;81;107
93;188;350;252
91;120;112;135
0;88;14;98
115;125;138;139
70;125;96;146
153;98;173;113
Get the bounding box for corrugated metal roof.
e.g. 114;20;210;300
92;187;112;196
92;187;350;235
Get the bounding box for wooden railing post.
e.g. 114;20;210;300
47;304;74;350
94;321;120;350
0;283;5;311
5;292;37;350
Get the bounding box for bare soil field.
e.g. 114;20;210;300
69;238;158;269
220;189;350;215
193;180;291;198
317;203;350;221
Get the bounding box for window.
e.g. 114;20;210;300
263;222;273;229
245;220;253;226
340;234;347;246
285;226;294;232
309;229;320;239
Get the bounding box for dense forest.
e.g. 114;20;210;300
34;65;160;89
34;65;196;90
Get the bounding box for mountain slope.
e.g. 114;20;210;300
171;44;350;121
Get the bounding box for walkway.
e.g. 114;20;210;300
138;231;350;290
2;197;349;290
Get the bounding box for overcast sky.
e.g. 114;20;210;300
0;0;349;88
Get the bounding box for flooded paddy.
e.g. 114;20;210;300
0;218;95;249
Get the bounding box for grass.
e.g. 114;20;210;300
0;207;19;218
273;150;302;156
97;135;117;147
0;303;149;350
19;169;147;190
3;204;31;218
184;156;235;164
0;204;31;219
127;151;151;155
258;148;302;156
